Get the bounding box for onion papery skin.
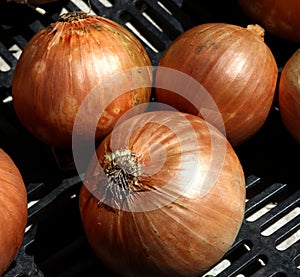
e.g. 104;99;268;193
155;23;278;147
79;111;246;277
12;12;152;149
278;49;300;143
239;0;300;42
0;149;27;275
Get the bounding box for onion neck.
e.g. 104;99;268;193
101;149;144;208
58;11;89;23
247;24;265;41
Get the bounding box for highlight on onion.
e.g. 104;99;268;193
239;0;300;42
278;48;300;143
0;149;27;275
79;110;246;277
155;23;278;146
12;11;152;149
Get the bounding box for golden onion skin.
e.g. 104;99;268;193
0;149;27;275
79;111;246;277
155;23;278;146
279;48;300;143
12;12;152;149
239;0;300;42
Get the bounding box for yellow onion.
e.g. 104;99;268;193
12;11;152;149
0;149;27;275
155;23;278;146
239;0;300;42
79;110;246;277
278;48;300;143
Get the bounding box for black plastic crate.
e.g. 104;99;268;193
0;0;299;276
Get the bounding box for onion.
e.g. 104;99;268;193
12;11;152;149
239;0;300;42
278;48;300;143
155;23;278;147
79;110;246;277
0;149;27;275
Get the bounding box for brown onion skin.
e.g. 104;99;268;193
0;149;27;275
12;12;152;149
79;111;246;277
278;49;300;143
239;0;300;42
155;23;278;147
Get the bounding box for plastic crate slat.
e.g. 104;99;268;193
266;245;300;277
119;9;166;45
120;1;179;44
27;175;82;225
281;240;300;264
0;71;13;88
10;34;29;50
87;0;116;17
257;190;300;229
4;225;43;277
269;217;300;244
27;181;48;195
245;174;262;189
148;0;193;30
0;41;16;88
217;251;267;277
140;0;185;36
245;182;287;217
249;262;291;277
27;20;46;34
222;245;299;277
221;209;299;276
65;0;87;12
247;188;300;229
0;42;17;66
37;235;93;274
155;0;184;17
